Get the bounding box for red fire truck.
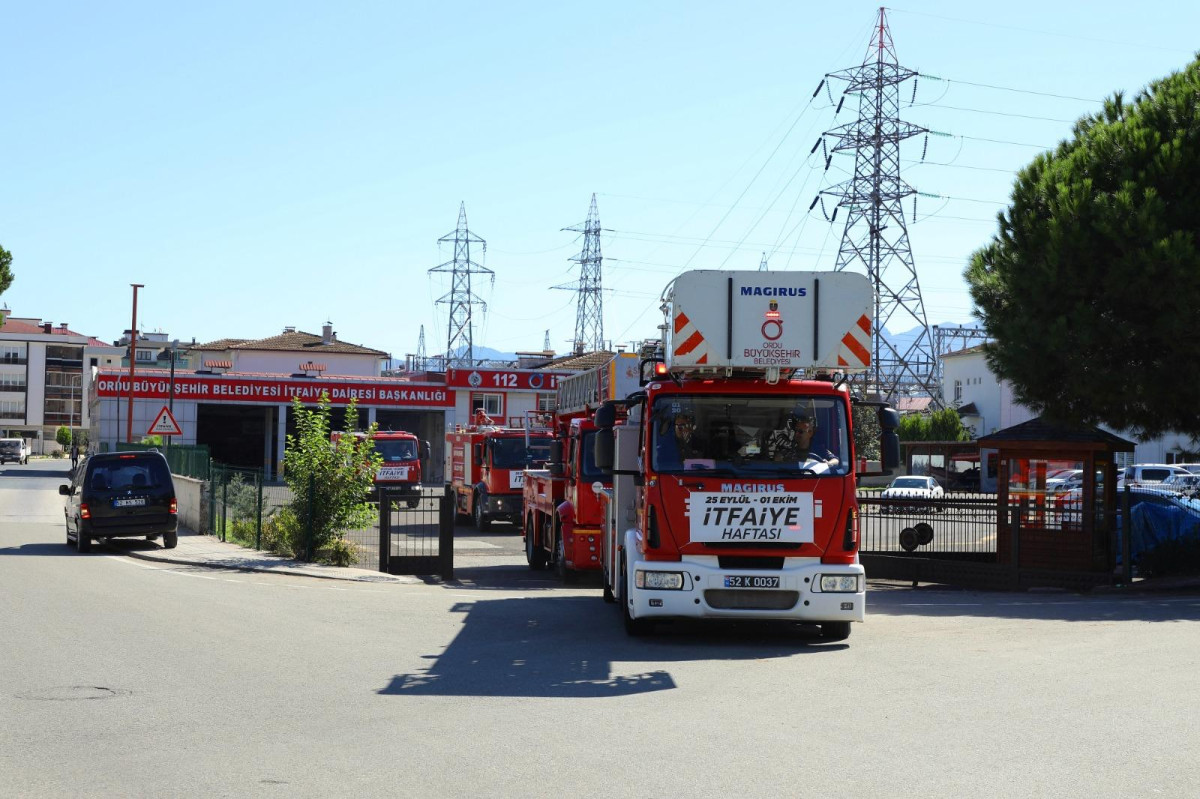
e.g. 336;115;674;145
332;429;430;507
522;353;641;580
446;411;553;531
593;269;900;639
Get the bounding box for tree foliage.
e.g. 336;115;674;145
965;57;1200;439
897;408;972;442
0;244;12;299
853;403;882;460
282;393;380;561
55;426;72;448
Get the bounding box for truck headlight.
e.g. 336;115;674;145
636;570;684;590
817;574;861;593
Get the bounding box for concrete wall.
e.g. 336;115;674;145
174;474;208;533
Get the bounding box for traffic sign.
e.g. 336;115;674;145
147;406;182;436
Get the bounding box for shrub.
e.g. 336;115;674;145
317;534;360;567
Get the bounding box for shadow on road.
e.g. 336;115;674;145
378;596;841;698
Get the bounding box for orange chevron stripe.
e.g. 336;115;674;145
842;331;870;365
857;314;871;334
674;312;690;334
697;353;708;364
838;356;848;366
675;330;706;356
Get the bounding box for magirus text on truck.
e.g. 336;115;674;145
592;270;900;639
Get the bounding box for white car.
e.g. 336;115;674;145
1046;469;1084;493
880;475;944;513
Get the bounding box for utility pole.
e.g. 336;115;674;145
429;203;491;367
415;325;427;371
759;252;769;271
555;194;605;354
818;7;938;405
127;283;144;443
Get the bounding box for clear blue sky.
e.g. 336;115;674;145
2;1;1196;360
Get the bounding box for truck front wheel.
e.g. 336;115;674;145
818;621;851;642
474;494;491;532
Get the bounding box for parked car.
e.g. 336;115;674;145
59;450;178;553
1122;464;1192;485
1045;468;1084;493
1173;463;1200;476
0;437;29;465
1163;473;1200;493
880;475;944;513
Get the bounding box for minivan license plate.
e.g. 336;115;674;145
723;575;780;589
113;498;146;508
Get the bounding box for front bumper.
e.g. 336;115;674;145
627;555;865;623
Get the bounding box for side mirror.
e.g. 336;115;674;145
594;401;618;430
549;462;565;478
880;432;900;470
594;429;614;473
877;407;900;431
421;441;431;461
549;439;563;465
59;484;71;496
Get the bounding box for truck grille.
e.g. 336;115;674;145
704;589;799;610
717;556;784;570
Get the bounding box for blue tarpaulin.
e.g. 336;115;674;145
1123;502;1200;563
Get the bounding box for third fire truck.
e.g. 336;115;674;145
593;269;899;639
522;352;641;580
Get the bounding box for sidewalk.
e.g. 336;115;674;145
124;525;422;584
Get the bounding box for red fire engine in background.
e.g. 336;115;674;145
522;352;641;580
332;429;430;508
446;411;553;531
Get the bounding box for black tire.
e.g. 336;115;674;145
76;528;92;553
621;553;652;636
602;576;616;603
65;518;72;547
818;621;851;642
473;494;491;532
163;530;178;549
406;499;420;509
553;525;572;583
525;516;548;570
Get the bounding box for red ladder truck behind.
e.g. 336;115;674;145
446;411;553;531
593;269;900;639
522;352;641;580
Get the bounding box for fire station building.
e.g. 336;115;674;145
87;325;571;481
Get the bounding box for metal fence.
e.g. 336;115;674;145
206;462;380;570
378;486;453;579
858;490;1000;555
115;442;211;480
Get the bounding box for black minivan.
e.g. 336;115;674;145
60;451;179;552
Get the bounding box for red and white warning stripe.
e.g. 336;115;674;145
837;314;872;368
672;311;710;365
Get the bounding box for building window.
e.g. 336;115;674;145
136;350;154;362
0;399;25;420
954;380;963;402
471;392;503;419
1;344;27;364
537;393;556;412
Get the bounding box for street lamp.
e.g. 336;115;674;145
165;339;179;452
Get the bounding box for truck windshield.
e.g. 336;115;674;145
579;431;602;481
491;437;551;469
650;394;850;477
0;441;21;454
374;439;417;462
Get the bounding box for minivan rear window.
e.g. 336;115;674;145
89;458;171;491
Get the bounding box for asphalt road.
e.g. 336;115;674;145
3;459;1199;798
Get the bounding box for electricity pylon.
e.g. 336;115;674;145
555;194;604;354
819;8;939;405
429;203;491;366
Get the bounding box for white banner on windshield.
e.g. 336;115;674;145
686;492;815;544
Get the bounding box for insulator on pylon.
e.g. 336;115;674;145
825;81;834;104
819;197;829;221
921;134;929;161
825;154;833;171
821;139;829;161
835;95;845;114
812;79;825;99
912;195;918;222
911;78;918;105
809;195;820;211
810;138;822;154
830;207;839;223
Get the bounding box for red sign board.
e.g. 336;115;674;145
94;373;455;408
445;368;566;392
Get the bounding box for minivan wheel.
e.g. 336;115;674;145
77;530;92;553
163;530;178;549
